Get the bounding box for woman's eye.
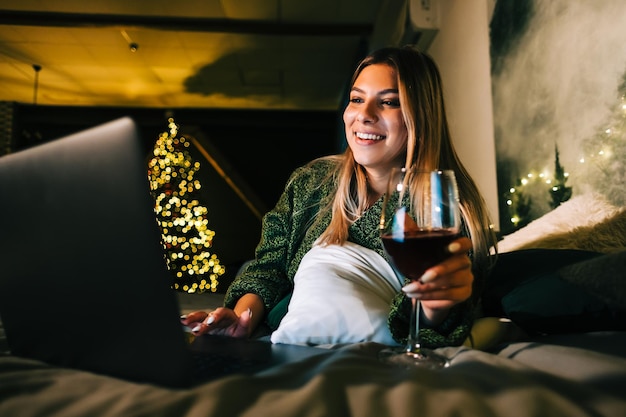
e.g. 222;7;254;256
382;99;400;107
349;97;364;103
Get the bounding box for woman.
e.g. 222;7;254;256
181;46;497;348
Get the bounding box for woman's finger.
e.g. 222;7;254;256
180;310;208;325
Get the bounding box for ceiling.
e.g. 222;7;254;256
0;0;430;111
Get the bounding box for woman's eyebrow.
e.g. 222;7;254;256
350;87;399;95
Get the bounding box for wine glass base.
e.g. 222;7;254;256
379;346;450;370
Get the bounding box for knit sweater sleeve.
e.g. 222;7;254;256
223;159;337;315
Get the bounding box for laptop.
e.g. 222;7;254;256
0;117;325;388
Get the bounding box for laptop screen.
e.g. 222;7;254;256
0;117;196;387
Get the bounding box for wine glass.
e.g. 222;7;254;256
379;168;461;369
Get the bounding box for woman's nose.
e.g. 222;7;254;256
357;104;377;123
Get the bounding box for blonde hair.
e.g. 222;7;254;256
316;46;497;277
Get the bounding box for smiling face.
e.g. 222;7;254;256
343;63;408;180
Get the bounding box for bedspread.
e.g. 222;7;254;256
1;332;625;417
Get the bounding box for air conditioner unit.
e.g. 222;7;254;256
370;0;439;51
401;0;439;50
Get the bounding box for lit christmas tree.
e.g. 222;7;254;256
147;118;225;293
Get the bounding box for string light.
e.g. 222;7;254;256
505;83;626;230
579;89;625;206
505;144;571;230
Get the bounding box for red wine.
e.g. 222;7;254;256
381;230;460;281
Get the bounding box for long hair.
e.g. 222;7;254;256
316;46;497;279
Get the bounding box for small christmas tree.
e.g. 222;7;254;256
147;118;225;293
549;144;572;209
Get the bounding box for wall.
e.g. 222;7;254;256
491;0;626;231
427;0;501;229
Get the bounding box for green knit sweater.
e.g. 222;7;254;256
224;158;474;348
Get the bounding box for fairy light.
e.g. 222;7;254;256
504;145;571;230
577;88;626;206
147;118;225;293
505;84;626;231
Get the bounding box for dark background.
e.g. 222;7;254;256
12;104;343;291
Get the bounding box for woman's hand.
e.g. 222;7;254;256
401;236;474;326
180;293;264;339
180;307;253;339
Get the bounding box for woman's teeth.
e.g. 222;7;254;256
356;132;384;140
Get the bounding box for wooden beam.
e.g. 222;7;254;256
0;9;373;36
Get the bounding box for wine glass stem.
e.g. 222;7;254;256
407;297;422;353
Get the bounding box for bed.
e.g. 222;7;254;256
1;192;625;417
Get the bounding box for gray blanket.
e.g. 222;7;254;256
1;332;625;417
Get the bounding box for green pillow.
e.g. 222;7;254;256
483;249;625;335
501;271;618;335
482;248;601;317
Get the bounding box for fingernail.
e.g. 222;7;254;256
420;270;436;283
206;315;215;325
448;242;462;253
191;324;202;332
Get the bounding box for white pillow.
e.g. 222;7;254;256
270;242;403;347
